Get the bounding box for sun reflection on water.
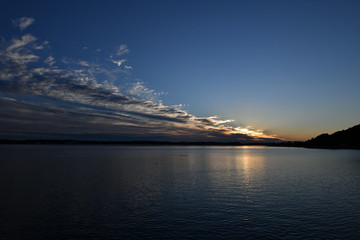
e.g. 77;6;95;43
233;147;266;193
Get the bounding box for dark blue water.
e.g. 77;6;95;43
0;145;360;239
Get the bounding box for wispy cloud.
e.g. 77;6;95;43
111;44;132;68
12;17;35;31
115;44;130;56
44;56;56;66
126;81;164;101
0;20;282;142
124;65;133;70
111;58;127;67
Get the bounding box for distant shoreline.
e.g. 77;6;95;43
0;139;299;147
1;139;359;150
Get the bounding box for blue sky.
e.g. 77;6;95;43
1;0;360;141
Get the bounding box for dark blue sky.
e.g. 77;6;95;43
1;0;360;141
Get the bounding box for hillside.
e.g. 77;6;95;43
306;124;360;149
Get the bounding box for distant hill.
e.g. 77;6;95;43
1;125;360;149
306;124;360;149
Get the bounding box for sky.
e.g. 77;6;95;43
1;0;360;142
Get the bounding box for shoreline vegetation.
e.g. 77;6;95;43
1;124;359;150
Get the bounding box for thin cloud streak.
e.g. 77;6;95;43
115;44;130;56
12;17;35;31
0;19;282;142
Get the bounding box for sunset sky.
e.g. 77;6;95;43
1;0;360;142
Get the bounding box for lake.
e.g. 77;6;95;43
0;145;360;239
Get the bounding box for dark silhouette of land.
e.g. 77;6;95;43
1;124;359;149
305;124;360;149
0;139;282;146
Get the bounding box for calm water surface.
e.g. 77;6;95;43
0;145;360;239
